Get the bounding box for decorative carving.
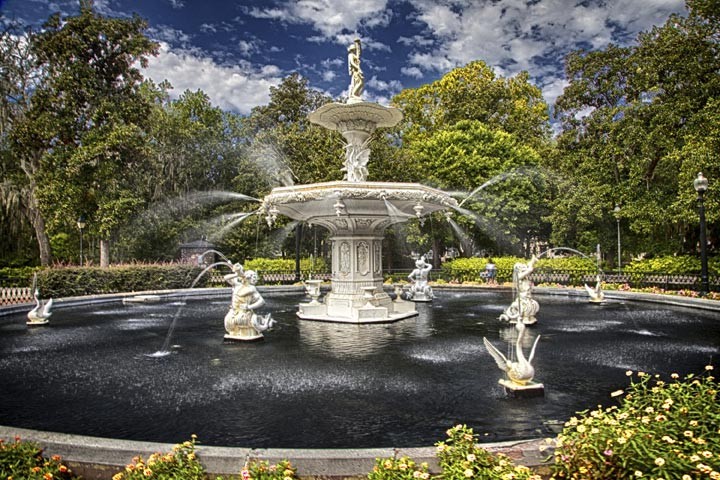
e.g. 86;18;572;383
333;218;349;229
354;218;373;229
373;242;381;274
340;242;351;275
357;241;369;275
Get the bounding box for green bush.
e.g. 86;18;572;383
242;459;298;480
368;456;431;480
623;255;720;275
111;436;206;480
244;257;328;273
0;436;74;479
36;264;207;298
440;256;599;283
370;425;539;480
551;367;719;479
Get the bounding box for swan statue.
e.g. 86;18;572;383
483;321;540;386
584;274;605;303
27;289;53;325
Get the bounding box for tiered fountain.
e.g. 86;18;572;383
261;39;457;323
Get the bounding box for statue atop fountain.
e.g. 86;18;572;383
483;321;544;397
261;39;457;323
406;256;434;302
500;255;540;324
347;38;364;103
224;263;275;341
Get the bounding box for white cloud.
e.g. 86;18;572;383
141;42;282;115
367;75;402;93
322;70;337;82
403;0;686;104
148;25;192;45
168;0;185;9
400;66;424;79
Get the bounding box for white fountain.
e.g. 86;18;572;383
261;39;457;323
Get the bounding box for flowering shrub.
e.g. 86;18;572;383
111;436;206;480
551;367;719;479
241;459;298;480
368;456;431;480
0;436;73;479
436;425;540;480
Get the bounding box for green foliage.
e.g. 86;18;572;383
368;456;431;480
440;256;599;283
111;436;206;480
242;459;298;480
244;257;328;273
551;368;719;479
35;264;207;298
551;1;720;255
436;424;540;480
623;255;720;275
0;436;74;479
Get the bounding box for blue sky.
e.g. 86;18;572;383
0;0;688;115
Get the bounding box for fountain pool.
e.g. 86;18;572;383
1;288;718;449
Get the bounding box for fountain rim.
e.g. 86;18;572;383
264;180;457;201
2;286;720;477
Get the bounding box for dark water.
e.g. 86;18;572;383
0;290;718;448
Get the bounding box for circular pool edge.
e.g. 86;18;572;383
2;285;718;478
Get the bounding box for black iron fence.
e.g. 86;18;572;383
2;268;718;305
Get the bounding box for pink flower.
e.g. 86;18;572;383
604;450;613;456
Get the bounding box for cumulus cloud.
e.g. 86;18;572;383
141;42;282;115
403;0;685;103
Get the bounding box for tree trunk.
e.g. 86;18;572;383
31;208;52;266
100;238;110;267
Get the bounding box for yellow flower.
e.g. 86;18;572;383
683;475;692;480
626;370;633;376
635;470;643;477
113;474;123;480
466;454;476;462
690;420;698;426
576;425;586;433
645;407;654;414
413;471;423;479
671;373;679;379
661;436;675;443
654;458;665;467
143;469;152;477
706;365;714;371
463;468;474;477
690;455;701;462
702;451;713;458
617;437;627;444
684;431;694;437
611;390;624;397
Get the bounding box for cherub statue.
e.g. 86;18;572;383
407;256;434;301
500;255;540;324
224;264;274;340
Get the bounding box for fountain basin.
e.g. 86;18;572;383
1;287;718;449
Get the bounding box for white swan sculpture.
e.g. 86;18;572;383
584;275;605;303
483;321;540;386
27;289;53;325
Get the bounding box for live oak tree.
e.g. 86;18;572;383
9;4;158;266
552;0;720;256
392;61;553;255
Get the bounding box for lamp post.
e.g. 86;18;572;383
77;215;86;266
613;204;621;272
693;172;709;296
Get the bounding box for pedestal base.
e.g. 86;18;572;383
298;292;418;323
26;319;49;326
499;379;545;398
408;292;433;302
224;332;264;342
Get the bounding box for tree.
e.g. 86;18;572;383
392;61;553;256
407;120;549;255
393;61;551;149
9;4;158;267
0;25;52;265
552;0;720;256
